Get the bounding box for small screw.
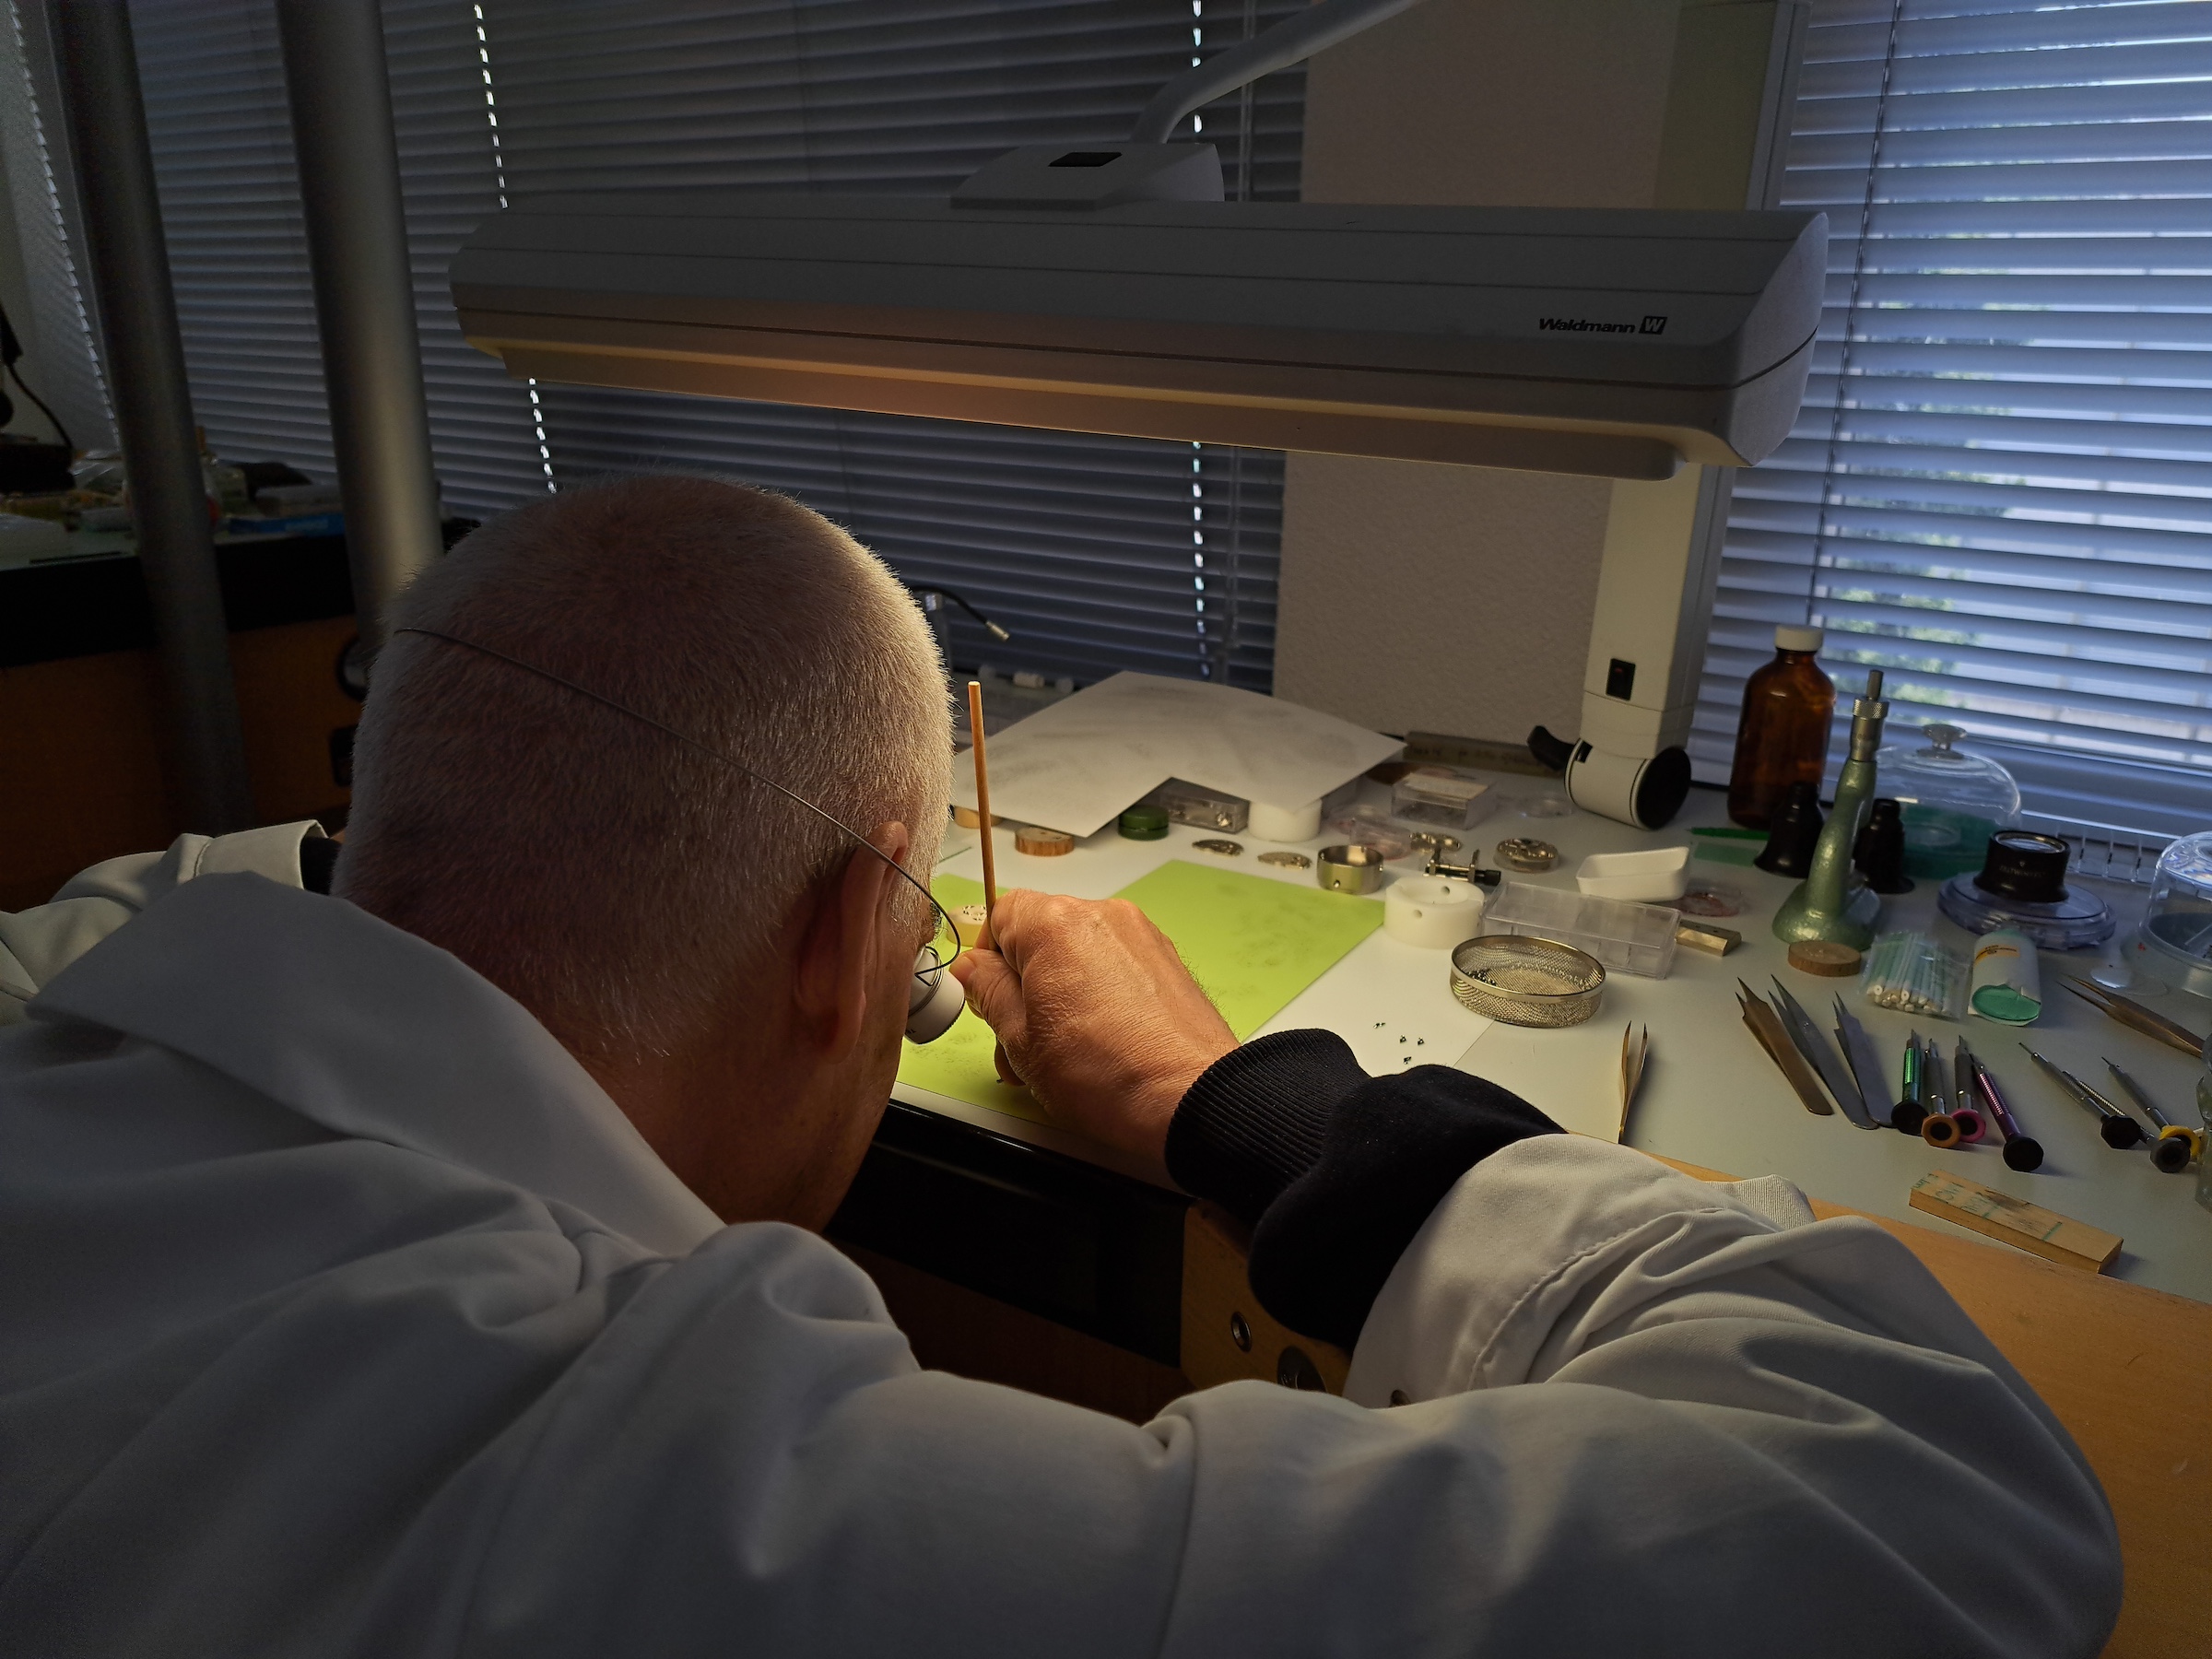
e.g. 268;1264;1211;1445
1399;1035;1408;1043
1277;1346;1325;1391
1230;1312;1252;1352
1374;1021;1385;1028
1417;1039;1425;1046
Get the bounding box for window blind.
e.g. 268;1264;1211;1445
0;0;112;452
475;0;1301;689
382;0;559;513
131;1;335;471
121;0;1301;694
1691;0;2212;838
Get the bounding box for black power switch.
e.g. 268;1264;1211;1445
1606;658;1637;700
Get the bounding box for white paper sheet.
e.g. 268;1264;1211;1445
950;672;1402;837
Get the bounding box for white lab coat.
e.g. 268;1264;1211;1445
0;873;2120;1657
0;820;324;1023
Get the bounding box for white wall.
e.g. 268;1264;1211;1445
1274;0;1683;741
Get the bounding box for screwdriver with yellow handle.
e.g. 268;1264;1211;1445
2104;1060;2203;1174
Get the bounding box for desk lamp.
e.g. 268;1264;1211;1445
451;0;1820;831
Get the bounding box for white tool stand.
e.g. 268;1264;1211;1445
1547;2;1808;830
1552;464;1735;828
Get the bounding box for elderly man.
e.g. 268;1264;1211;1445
1;477;2118;1657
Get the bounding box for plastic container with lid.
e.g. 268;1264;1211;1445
1391;767;1497;830
2141;830;2212;998
1484;882;1679;979
1875;724;2021;880
1727;624;1834;829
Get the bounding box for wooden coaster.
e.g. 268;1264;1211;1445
1787;939;1863;977
1013;826;1075;856
951;805;998;829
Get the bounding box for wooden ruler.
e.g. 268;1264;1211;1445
1909;1169;2122;1274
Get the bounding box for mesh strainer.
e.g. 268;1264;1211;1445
1449;935;1606;1028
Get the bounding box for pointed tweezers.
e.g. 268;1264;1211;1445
2061;980;2205;1060
1830;996;1890;1133
1738;981;1834;1116
1618;1023;1650;1142
1770;978;1876;1129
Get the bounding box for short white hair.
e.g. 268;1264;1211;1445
335;475;949;1065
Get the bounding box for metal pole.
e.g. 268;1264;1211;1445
275;0;441;655
49;0;254;833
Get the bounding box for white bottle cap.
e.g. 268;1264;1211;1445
1775;624;1823;653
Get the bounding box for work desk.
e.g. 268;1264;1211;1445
901;775;2212;1306
849;774;2211;1658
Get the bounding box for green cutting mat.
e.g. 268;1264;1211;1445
897;859;1384;1122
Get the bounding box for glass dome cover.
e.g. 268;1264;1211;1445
1874;724;2022;879
2141;830;2212;996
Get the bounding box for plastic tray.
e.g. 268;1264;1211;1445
1575;846;1690;901
1483;881;1679;979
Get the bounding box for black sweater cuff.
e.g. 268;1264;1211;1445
1166;1030;1562;1351
1165;1030;1368;1225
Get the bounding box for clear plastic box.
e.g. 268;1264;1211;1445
1143;777;1249;834
1392;767;1498;830
1483;882;1679;979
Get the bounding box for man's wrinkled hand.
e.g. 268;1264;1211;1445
947;889;1235;1164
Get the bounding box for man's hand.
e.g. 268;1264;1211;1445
948;889;1236;1164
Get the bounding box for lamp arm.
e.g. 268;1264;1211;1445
1129;0;1430;144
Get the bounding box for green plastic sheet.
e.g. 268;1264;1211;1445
896;859;1383;1122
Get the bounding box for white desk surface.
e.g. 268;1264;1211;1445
897;776;2212;1305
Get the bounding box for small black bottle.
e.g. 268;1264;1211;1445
1755;780;1824;878
1853;797;1914;894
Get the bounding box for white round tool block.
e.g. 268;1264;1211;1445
1383;876;1486;948
1250;797;1323;842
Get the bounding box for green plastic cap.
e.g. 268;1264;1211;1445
1118;805;1170;840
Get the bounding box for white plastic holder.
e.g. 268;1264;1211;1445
1250;796;1323;842
1383;875;1487;949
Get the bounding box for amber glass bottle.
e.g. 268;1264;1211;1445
1728;625;1835;829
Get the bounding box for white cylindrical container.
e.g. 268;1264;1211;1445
1250;796;1323;842
1969;927;2041;1025
1383;876;1486;948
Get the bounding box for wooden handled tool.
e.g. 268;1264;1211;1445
966;680;998;950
